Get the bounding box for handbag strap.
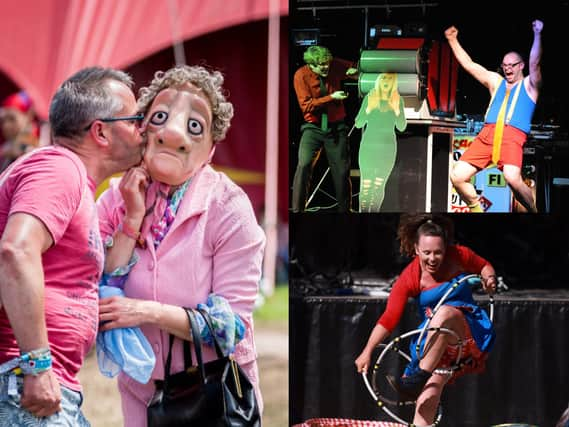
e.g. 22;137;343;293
163;309;194;381
195;307;225;358
162;307;229;384
186;308;207;381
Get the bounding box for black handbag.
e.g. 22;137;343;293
147;308;261;427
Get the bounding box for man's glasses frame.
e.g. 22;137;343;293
501;61;522;70
83;114;144;131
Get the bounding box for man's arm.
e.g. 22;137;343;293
293;66;348;116
293;68;330;115
528;20;543;93
445;26;498;90
0;213;52;352
0;213;61;416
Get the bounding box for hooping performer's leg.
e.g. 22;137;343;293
413;373;449;426
419;305;467;372
387;305;466;401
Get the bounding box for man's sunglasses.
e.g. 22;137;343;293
83;114;144;131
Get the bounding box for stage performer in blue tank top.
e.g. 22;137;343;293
355;214;497;426
445;20;543;213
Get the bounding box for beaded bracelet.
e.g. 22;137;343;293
118;221;141;241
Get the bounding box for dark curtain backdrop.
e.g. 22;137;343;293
290;213;569;290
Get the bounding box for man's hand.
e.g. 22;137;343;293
21;370;61;418
330;90;348;100
532;19;543;34
346;67;358;76
444;26;458;41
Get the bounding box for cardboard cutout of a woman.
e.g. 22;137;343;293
355;73;406;212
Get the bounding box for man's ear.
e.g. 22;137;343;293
89;121;110;148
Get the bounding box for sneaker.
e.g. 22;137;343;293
386;368;432;400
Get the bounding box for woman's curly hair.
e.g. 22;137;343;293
398;214;455;257
137;65;234;143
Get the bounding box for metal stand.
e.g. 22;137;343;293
305;167;334;208
304;124;357;210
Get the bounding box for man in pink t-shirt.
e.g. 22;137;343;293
0;67;144;426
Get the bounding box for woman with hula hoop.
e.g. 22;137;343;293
355;214;496;426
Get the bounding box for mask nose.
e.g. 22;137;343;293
156;115;189;151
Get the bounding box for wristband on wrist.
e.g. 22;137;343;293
18;347;52;376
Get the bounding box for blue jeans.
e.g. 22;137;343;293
0;374;90;426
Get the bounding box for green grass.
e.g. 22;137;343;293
254;284;288;327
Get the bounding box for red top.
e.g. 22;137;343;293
377;245;490;332
293;58;356;124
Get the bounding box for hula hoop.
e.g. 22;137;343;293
361;273;495;426
414;274;494;373
362;334;445;427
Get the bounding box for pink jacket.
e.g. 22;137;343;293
97;165;265;414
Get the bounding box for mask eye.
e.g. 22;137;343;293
149;111;168;125
188;119;203;136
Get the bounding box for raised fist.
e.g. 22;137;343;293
444;26;458;40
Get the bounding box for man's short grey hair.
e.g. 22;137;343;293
137;65;233;143
49;67;134;139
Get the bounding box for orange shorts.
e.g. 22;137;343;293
459;123;527;170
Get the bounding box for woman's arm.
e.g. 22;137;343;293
99;166;148;272
209;190;265;322
455;245;497;294
98;297;192;340
356;264;417;373
355;323;390;374
354;95;369;129
395;96;407;132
